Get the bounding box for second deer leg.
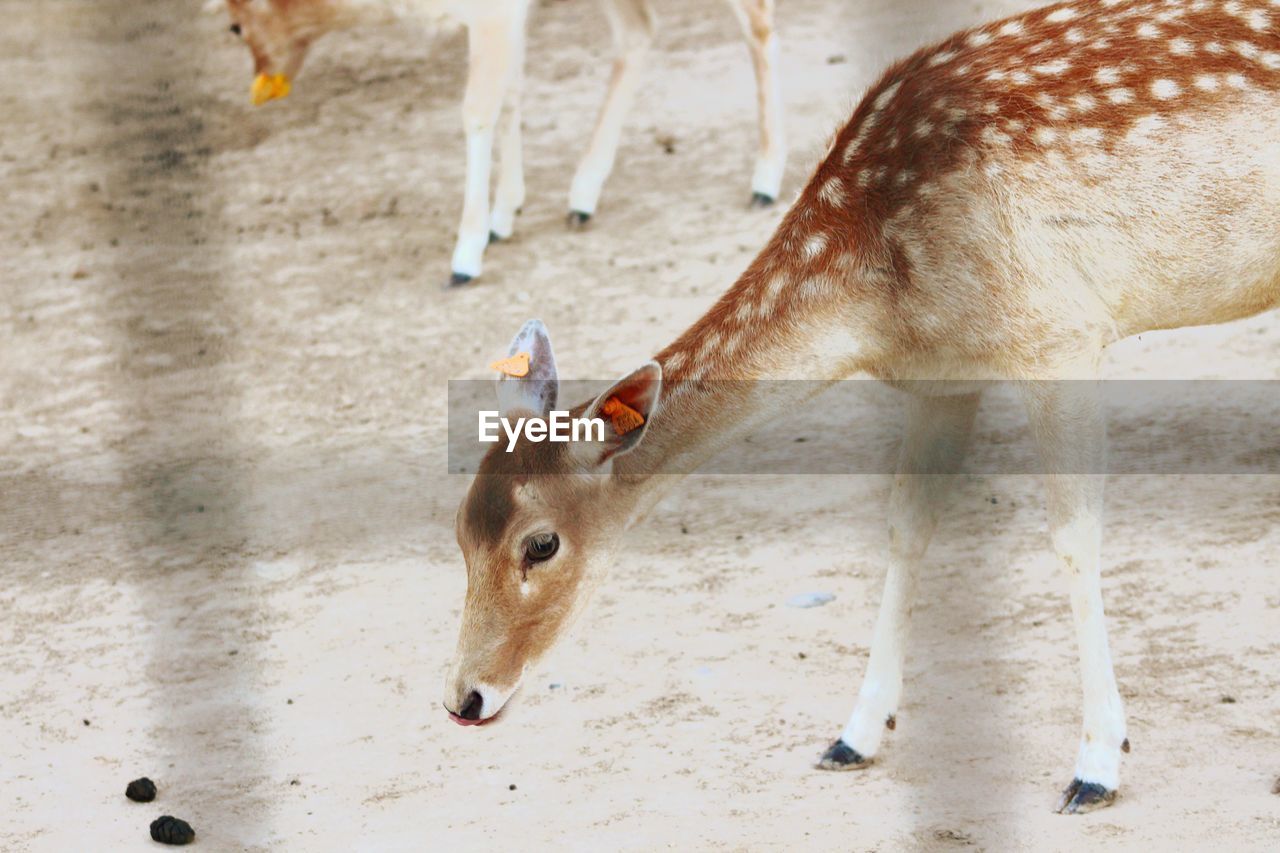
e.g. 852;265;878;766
566;0;655;225
726;0;786;205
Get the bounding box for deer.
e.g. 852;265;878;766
210;0;786;285
445;0;1280;815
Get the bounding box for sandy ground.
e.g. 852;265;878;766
2;0;1278;849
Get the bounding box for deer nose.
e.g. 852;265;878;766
458;690;484;721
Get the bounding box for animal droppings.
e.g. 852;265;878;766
149;816;195;845
125;777;157;803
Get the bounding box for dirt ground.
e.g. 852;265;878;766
2;0;1278;849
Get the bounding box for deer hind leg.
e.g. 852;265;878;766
450;10;526;285
566;0;655;226
489;18;527;243
725;0;785;206
1021;377;1127;814
819;391;980;770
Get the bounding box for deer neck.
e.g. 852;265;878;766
610;215;878;516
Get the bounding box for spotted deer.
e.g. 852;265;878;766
446;0;1280;813
211;0;786;284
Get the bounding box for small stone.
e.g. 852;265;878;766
125;777;157;803
508;784;516;791
149;816;195;845
83;719;90;727
1221;695;1236;704
786;591;835;609
1271;776;1280;796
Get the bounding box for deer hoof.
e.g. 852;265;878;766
749;191;775;208
488;230;502;245
816;739;871;771
1055;778;1117;815
566;210;591;230
448;271;474;287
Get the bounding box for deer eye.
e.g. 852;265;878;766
230;23;242;36
523;532;559;564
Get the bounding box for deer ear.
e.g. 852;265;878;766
574;361;662;468
495;320;559;419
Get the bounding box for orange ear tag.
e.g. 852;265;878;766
490;352;530;378
601;396;645;435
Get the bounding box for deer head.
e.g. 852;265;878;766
216;0;338;105
444;320;662;725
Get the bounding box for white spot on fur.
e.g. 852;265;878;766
981;101;1000;114
1151;78;1180;98
1072;93;1097;112
999;21;1024;37
1046;7;1078;22
914;119;934;137
1235;41;1261;59
1095;67;1121;85
664;349;688;372
1168;37;1193;54
986;69;1008;82
981;126;1013;146
1011;70;1032;85
968;30;993;47
1193;73;1220;91
1106;88;1135;104
1206;41;1225;54
733;300;755;324
928;50;957;66
873;80;902;110
894;169;914;186
1263;51;1280;69
1034;127;1058;145
1033;59;1071;75
1136;22;1160;38
803;233;827;260
818;176;845;206
1226;72;1249;88
1247;9;1270;30
1065;28;1086;43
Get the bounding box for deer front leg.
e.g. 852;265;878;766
726;0;786;206
566;0;655;226
819;392;979;770
489;25;526;243
450;14;522;286
1022;379;1127;814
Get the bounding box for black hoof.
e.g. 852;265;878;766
489;230;502;244
749;191;775;208
816;739;870;771
566;210;591;230
1056;778;1116;814
448;272;474;287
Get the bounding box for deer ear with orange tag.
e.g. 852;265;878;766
494;320;559;418
574;361;663;467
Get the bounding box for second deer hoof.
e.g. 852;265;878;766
448;271;474;287
816;740;871;771
1055;778;1117;815
566;210;591;230
749;192;776;208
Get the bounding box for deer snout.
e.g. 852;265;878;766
445;681;507;727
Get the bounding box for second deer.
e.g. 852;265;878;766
213;0;786;284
